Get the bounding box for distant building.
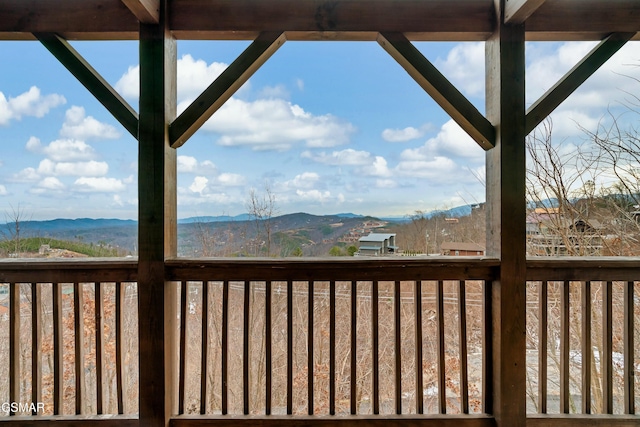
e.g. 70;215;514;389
526;211;604;256
441;242;485;256
357;233;398;256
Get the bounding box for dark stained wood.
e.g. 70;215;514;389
525;32;635;136
122;0;159;24
95;282;105;415
485;3;527;426
414;280;424;415
308;281;314;415
377;32;495;150
527;414;640;426
458;281;469;414
53;283;64;415
137;0;178;425
623;281;634;415
287;280;293;415
116;282;125;414
221;281;229;415
350;281;357;415
504;0;547;24
179;282;188;415
559;282;569;414
165;258;499;283
526;257;640;281
200;281;209;415
329;280;336;416
244;281;251;415
74;283;86;415
538;282;548;414
170;31;286;148
581;282;591;414
371;281;380;415
170;414;496;427
602;281;613;414
265;281;272;415
32;283;43;415
394;280;402;415
34;33;139;139
0;259;137;286
436;280;446;414
9;283;20;415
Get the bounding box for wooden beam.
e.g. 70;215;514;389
34;33;139;139
122;0;159;24
378;32;495;150
505;0;546;24
137;0;178;426
170;31;286;148
485;1;527;426
526;32;635;135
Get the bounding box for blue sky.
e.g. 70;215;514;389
0;39;639;220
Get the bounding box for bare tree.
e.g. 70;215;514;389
246;183;279;257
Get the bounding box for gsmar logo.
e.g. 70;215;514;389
1;402;45;414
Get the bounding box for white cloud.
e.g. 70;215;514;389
205;98;355;150
401;119;483;162
216;173;246;187
434;42;485;98
0;184;7;196
376;179;398;189
301;148;373;166
38;159;108;177
177;155;217;174
0;86;66;126
115;54;228;102
60;106;120;140
284;172;321;190
12;167;40;182
396;156;458;180
38;177;65;191
295;189;332;202
73;177;126;192
189;176;208;194
28;138;98;162
381;125;427;142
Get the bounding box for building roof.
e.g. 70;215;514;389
358;233;395;243
441;242;485;252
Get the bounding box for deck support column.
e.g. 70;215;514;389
486;1;527;426
138;0;178;425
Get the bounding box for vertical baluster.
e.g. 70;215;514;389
95;282;104;415
53;283;63;415
560;281;570;414
265;281;272;415
394;280;402;415
581;281;591;414
9;282;20;415
539;281;548;414
308;281;314;415
371;280;379;415
603;281;613;414
458;281;469;414
350;280;357;415
32;283;42;414
200;281;209;415
624;281;635;415
482;280;492;414
414;280;424;415
221;281;229;415
436;280;446;414
178;281;187;415
74;282;85;415
243;281;250;415
115;282;124;414
329;280;336;416
287;280;293;415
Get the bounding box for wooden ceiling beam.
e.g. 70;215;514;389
169;32;287;148
525;32;636;136
378;32;495;150
35;33;139;139
121;0;159;24
505;0;546;24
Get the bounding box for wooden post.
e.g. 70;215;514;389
138;0;178;424
486;1;527;426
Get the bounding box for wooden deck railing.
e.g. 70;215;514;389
0;257;638;426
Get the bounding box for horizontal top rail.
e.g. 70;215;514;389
0;257;138;283
526;256;640;281
165;256;500;282
0;0;639;41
